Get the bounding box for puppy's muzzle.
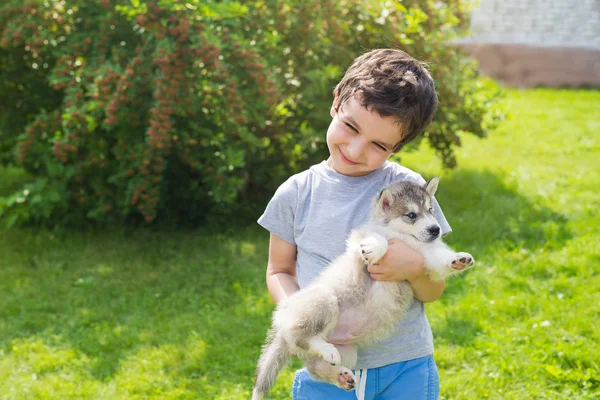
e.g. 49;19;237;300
426;225;441;240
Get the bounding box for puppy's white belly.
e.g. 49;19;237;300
326;308;374;344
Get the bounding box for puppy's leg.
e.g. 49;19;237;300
306;356;357;391
305;337;342;365
424;245;474;280
286;292;341;364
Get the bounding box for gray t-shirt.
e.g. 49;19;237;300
257;160;451;369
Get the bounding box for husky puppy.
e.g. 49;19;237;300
252;178;474;400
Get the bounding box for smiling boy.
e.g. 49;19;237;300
257;49;450;399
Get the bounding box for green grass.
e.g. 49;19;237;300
1;88;599;399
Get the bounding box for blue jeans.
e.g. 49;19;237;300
292;355;439;400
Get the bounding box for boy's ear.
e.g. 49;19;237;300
424;177;440;197
330;91;339;118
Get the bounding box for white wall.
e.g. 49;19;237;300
461;0;600;49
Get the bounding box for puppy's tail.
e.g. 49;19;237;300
252;329;290;400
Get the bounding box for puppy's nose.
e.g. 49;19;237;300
427;226;440;237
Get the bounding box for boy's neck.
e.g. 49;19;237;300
325;157;385;177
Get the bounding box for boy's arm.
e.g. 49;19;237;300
367;238;445;303
265;233;299;304
407;272;445;303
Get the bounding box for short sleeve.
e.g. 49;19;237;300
430;196;452;236
257;177;298;245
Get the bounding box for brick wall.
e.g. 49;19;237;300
455;0;600;87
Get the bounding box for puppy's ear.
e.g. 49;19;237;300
424;177;440;197
377;188;394;211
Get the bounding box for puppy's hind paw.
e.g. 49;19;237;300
338;367;356;391
452;252;474;270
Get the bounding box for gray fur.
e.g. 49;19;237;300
252;178;473;399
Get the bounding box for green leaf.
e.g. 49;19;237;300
46;161;63;178
85;115;97;132
47;190;61;203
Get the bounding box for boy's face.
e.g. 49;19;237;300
326;95;403;177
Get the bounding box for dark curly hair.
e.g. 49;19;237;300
333;49;438;152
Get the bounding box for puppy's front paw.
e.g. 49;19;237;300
360;235;388;266
338;367;356;391
452;252;474;270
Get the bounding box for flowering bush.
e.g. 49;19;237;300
0;0;502;226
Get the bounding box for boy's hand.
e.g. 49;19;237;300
367;238;425;282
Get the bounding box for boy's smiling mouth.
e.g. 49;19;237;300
339;148;360;165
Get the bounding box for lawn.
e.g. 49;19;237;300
0;88;599;399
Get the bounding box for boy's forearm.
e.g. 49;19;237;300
408;273;445;303
266;272;300;304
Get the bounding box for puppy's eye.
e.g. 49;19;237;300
405;212;417;219
429;208;433;213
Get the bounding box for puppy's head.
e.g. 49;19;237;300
373;177;441;242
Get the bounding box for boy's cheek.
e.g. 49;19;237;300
372;156;389;169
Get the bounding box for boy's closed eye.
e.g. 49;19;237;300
344;122;389;152
344;122;358;132
373;142;388;151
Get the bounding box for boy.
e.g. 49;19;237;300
258;49;449;399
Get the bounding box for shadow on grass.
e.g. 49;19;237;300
437;169;571;252
431;169;571;302
434;314;484;346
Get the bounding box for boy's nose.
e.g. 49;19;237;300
347;139;365;160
